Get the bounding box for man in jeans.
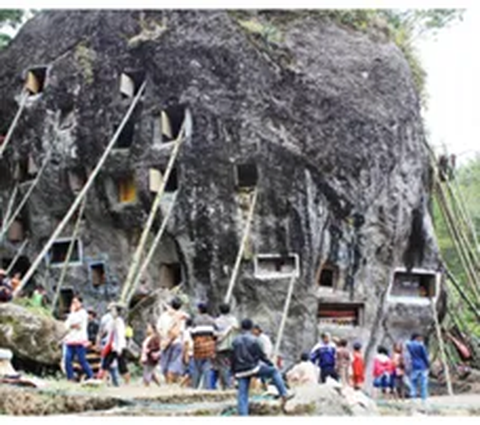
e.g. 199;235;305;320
406;333;430;401
231;319;293;416
212;303;239;389
190;302;217;389
63;296;94;382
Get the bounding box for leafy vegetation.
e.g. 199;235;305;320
433;155;480;337
0;10;25;49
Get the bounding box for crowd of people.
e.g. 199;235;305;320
0;268;48;306
1;275;432;415
58;294;432;415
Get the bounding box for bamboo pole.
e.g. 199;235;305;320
224;187;259;304
449;178;480;255
14;81;147;296
0;90;28;158
5;238;29;275
444;182;479;265
50;197;88;313
436;185;480;301
1;184;19;232
431;300;454;396
120;112;189;304
445;268;480;322
0;150;52;241
126;190;179;305
273;275;296;363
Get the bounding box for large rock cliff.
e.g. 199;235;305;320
0;10;440;368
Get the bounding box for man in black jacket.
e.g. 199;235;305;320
231;318;292;415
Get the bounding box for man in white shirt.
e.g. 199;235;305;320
286;352;319;386
252;324;274;360
98;303;130;385
63;296;93;381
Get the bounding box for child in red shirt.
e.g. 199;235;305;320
373;346;394;399
351;342;365;390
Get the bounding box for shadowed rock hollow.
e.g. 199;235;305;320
0;10;440;369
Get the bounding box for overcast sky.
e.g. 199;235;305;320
418;6;480;163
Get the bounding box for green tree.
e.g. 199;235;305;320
0;10;26;49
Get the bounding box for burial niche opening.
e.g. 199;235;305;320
149;167;178;193
115;118;136;149
1;256;30;277
89;262;107;287
25;66;47;95
67;168;87;194
159;263;182;289
117;173;138;204
48;238;82;266
317;263;339;289
161;105;186;142
119;71;145;98
235;162;258;189
318;303;364;327
254;253;300;280
14;155;38;183
389;269;437;299
58;288;74;318
7;217;27;243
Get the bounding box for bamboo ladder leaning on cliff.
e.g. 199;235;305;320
0;89;29;159
0;150;52;242
224;187;259;304
126;190;180;305
50;196;89;313
119;108;192;306
13;80;147;297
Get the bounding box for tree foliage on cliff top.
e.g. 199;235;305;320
0;10;25;49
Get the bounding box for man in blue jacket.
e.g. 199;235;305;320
231;318;293;415
405;333;430;401
310;332;338;383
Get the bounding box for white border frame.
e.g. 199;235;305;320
386;267;441;305
254;252;300;280
46;237;84;268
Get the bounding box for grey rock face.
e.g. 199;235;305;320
0;11;440;368
0;304;65;364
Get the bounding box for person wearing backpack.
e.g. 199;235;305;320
211;303;239;389
157;297;188;384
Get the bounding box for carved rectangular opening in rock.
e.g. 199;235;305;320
67;168;87;194
14;155;38;183
161;105;186;142
1;256;30;277
235;162;258;189
115;118;136;149
151;166;178;193
59;288;74;317
318;303;364;327
389;269;437;299
117;174;137;203
48;238;82;266
7;219;26;242
159;263;182;289
119;71;145;98
89;262;107;287
318;263;339;288
25;66;47;95
254;253;300;280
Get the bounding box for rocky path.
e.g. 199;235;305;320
2;380;480;416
